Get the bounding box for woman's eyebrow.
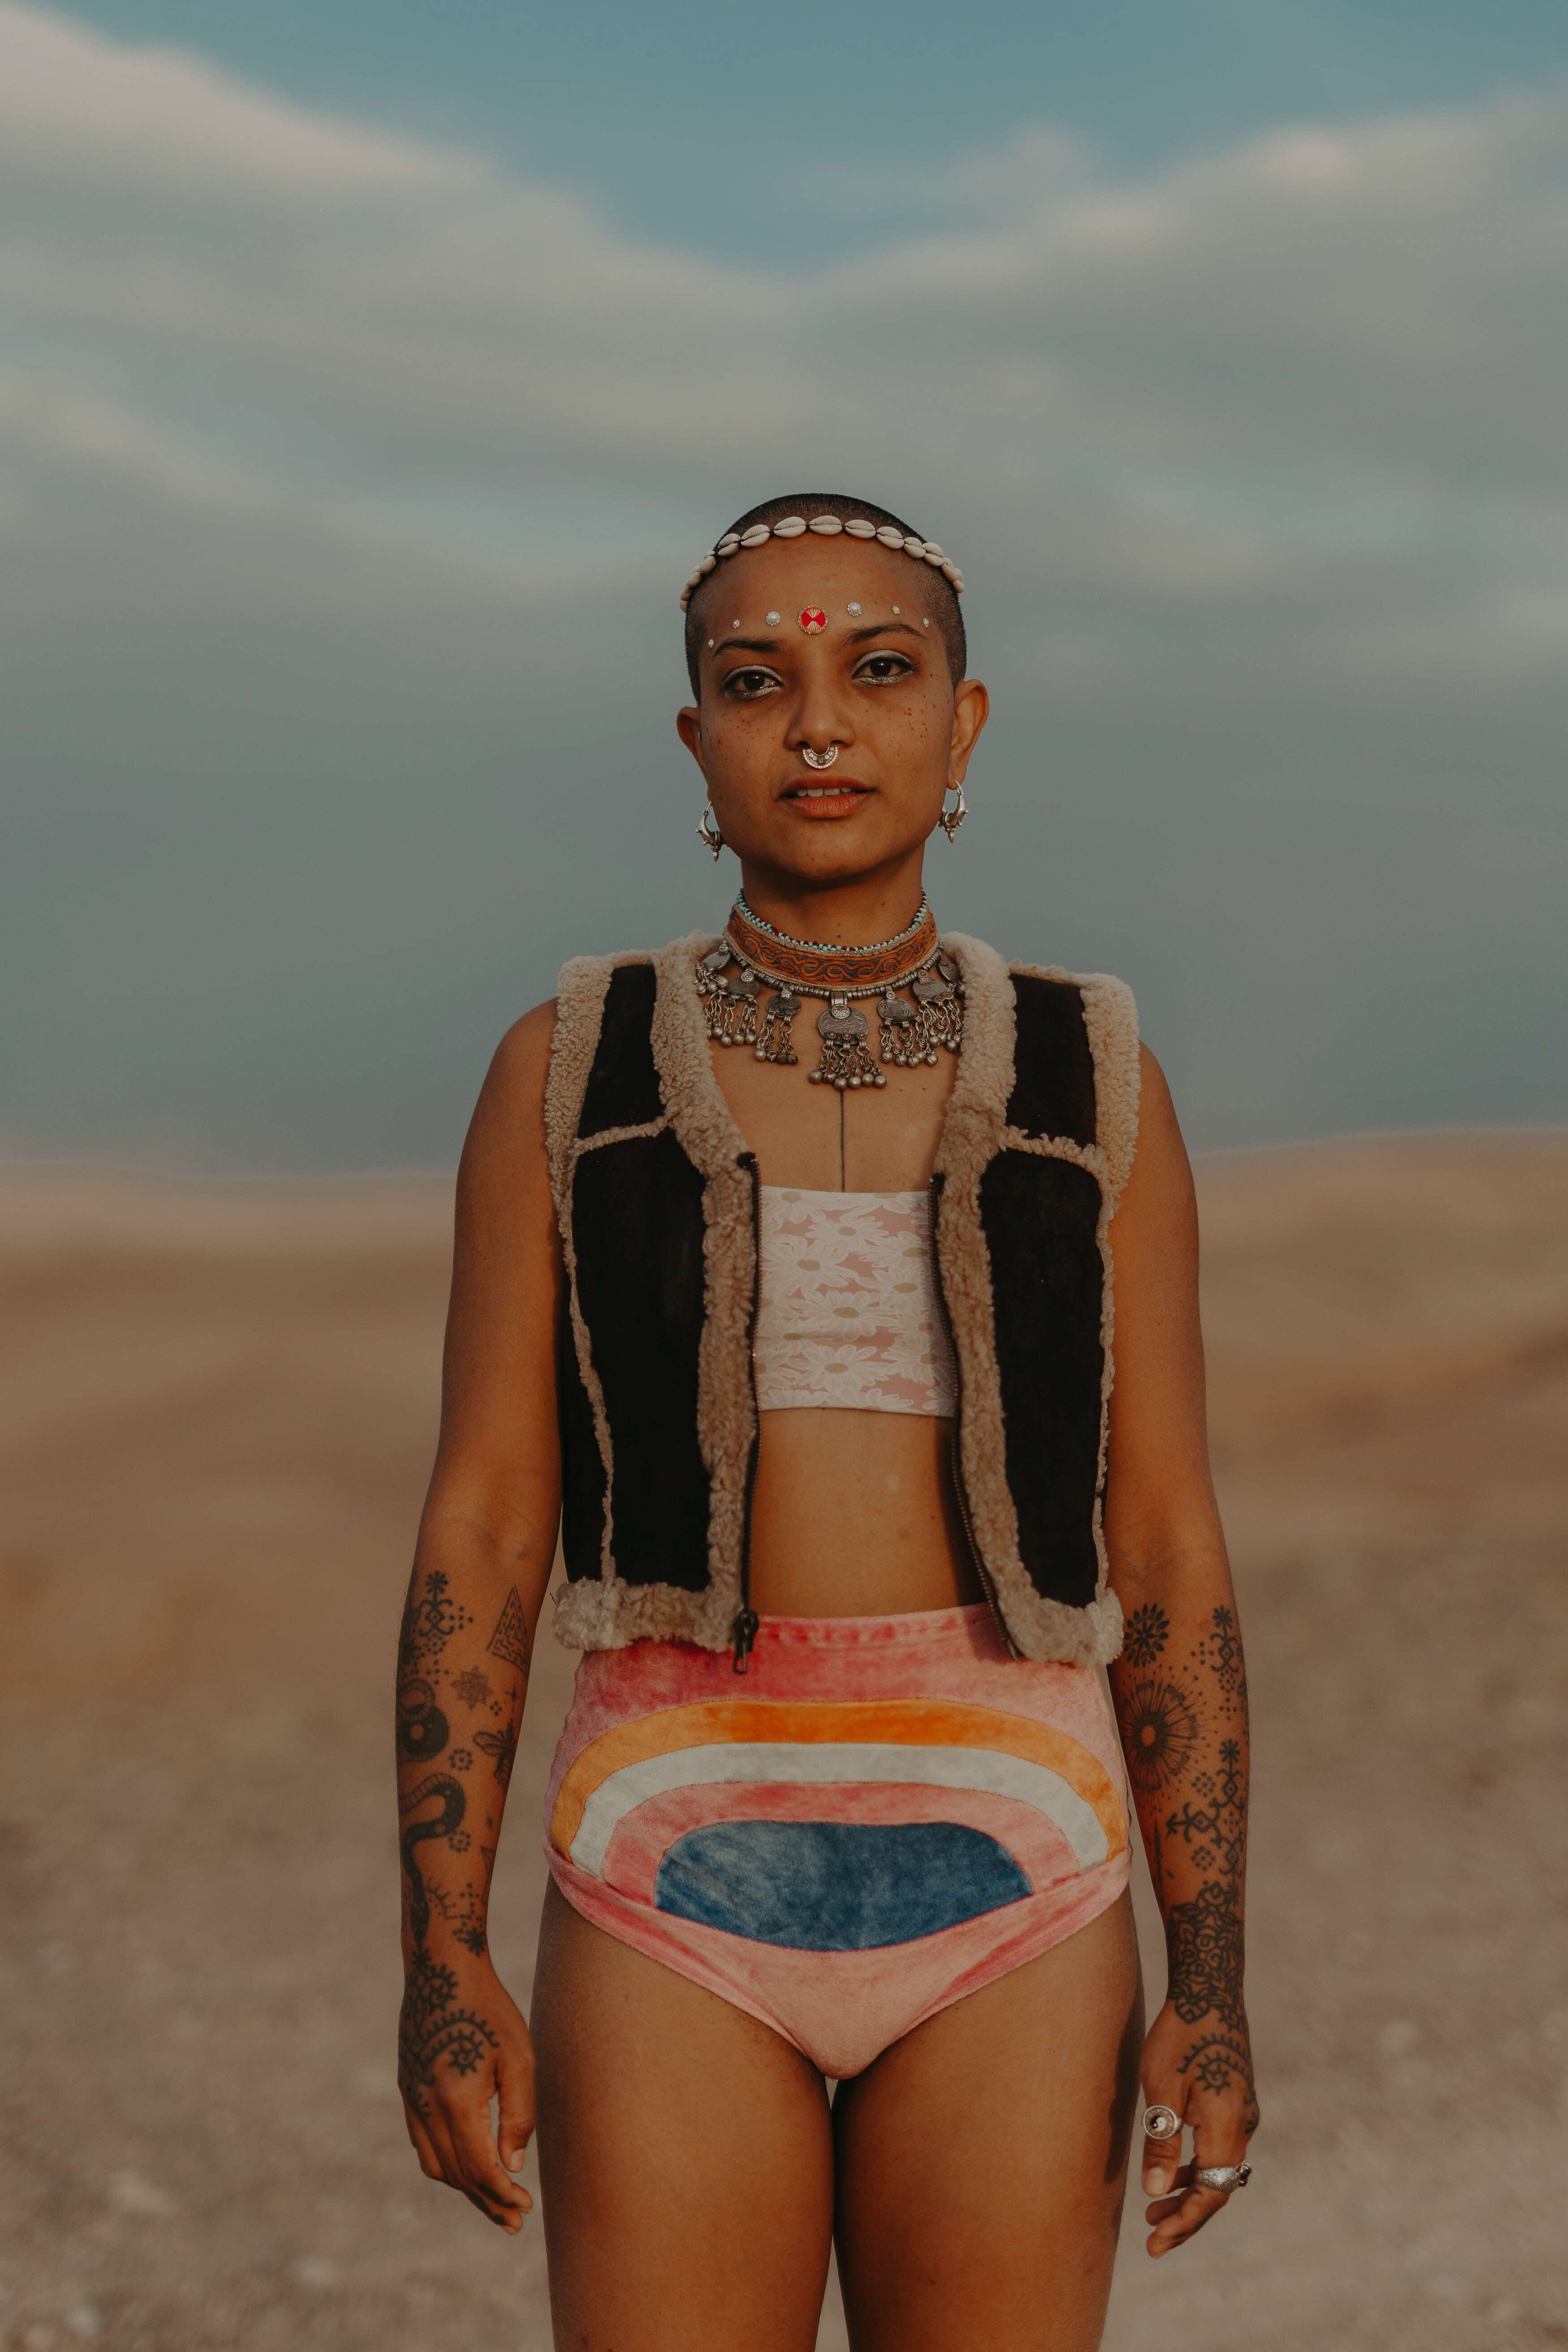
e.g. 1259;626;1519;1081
711;637;781;656
846;622;924;646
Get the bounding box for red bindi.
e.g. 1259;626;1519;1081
798;607;826;635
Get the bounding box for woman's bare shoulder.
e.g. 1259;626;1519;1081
1118;1043;1197;1233
462;1000;558;1178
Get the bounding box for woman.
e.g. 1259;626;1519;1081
394;494;1258;2351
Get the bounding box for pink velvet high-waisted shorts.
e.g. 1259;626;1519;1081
544;1604;1131;2079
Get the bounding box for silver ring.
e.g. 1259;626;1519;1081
800;743;840;770
1141;2104;1180;2141
1192;2162;1252;2192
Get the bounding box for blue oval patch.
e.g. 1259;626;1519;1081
653;1819;1032;1949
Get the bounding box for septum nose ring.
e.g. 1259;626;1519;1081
800;743;840;770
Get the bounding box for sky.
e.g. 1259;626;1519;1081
3;0;1566;1169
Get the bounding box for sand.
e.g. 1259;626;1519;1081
0;1139;1564;2352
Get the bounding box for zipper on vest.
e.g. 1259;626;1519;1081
927;1172;1023;1660
732;1150;764;1674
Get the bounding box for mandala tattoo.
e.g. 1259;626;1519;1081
1177;2032;1260;2132
1115;1675;1201;1798
473;1721;518;1789
1165;1739;1246;1884
485;1587;530;1676
1166;1880;1246;2029
1123;1603;1170;1668
398;1947;498;2118
450;1665;493;1711
449;1748;473;1772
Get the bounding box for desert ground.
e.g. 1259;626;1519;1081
0;1137;1564;2352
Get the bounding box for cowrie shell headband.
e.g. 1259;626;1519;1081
680;513;964;610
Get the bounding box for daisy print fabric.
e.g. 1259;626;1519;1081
753;1187;956;1417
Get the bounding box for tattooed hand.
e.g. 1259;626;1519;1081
398;1946;536;2231
1137;1998;1259;2257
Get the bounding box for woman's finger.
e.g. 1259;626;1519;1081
1139;2088;1185;2197
497;2044;536;2175
401;2100;445;2182
444;2092;533;2225
1146;2097;1250;2255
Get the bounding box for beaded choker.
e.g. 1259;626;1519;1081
695;898;963;1090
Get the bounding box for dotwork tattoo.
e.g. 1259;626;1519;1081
485;1587;531;1676
1116;1675;1201;1798
1166;1738;1246;1884
1122;1603;1170;1668
397;1947;498;2118
473;1721;518;1789
1194;1604;1248;1715
398;1568;474;1681
1166;1881;1246;2029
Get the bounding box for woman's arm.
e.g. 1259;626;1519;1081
395;1001;562;2233
1103;1046;1259;2258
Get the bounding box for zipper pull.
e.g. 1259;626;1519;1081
731;1608;760;1674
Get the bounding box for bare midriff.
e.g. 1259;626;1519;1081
708;1018;976;1619
748;1407;981;1616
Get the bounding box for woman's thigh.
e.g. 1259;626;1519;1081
832;1894;1144;2352
531;1881;836;2352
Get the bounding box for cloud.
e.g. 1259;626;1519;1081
1;3;1564;1162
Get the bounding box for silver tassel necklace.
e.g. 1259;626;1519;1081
695;895;963;1092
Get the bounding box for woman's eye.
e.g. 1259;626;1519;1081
721;666;782;699
854;653;915;684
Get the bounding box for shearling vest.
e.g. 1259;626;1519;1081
544;932;1140;1669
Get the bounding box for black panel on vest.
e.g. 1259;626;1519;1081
1006;975;1097;1146
557;1301;607;1583
578;964;664;1138
979;1150;1104;1608
570;1129;711;1591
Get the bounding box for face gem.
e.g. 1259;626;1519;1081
732;619;740;629
765;610;782;626
847;601;862;617
799;607;827;635
892;605;900;614
922;618;930;627
707;640;714;649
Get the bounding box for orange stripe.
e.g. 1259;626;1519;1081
550;1698;1125;1860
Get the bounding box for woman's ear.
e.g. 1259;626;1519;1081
675;705;704;769
949;678;990;779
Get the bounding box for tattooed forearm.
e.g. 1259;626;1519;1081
1110;1597;1253;2040
395;1565;531;2052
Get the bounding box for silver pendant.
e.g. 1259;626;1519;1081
877;988;928;1068
702;965;761;1047
809;995;886;1090
910;955;964;1057
756;986;801;1064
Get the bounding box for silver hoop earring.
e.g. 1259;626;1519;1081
696;803;724;860
938;780;967;844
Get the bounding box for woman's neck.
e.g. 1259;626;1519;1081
734;861;929;950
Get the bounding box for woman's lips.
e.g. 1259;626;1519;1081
782;779;871;817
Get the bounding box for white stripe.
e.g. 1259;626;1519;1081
567;1741;1110;1878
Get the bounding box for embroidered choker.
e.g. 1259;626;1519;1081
695;898;964;1090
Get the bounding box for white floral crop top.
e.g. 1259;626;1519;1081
753;1185;957;1418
